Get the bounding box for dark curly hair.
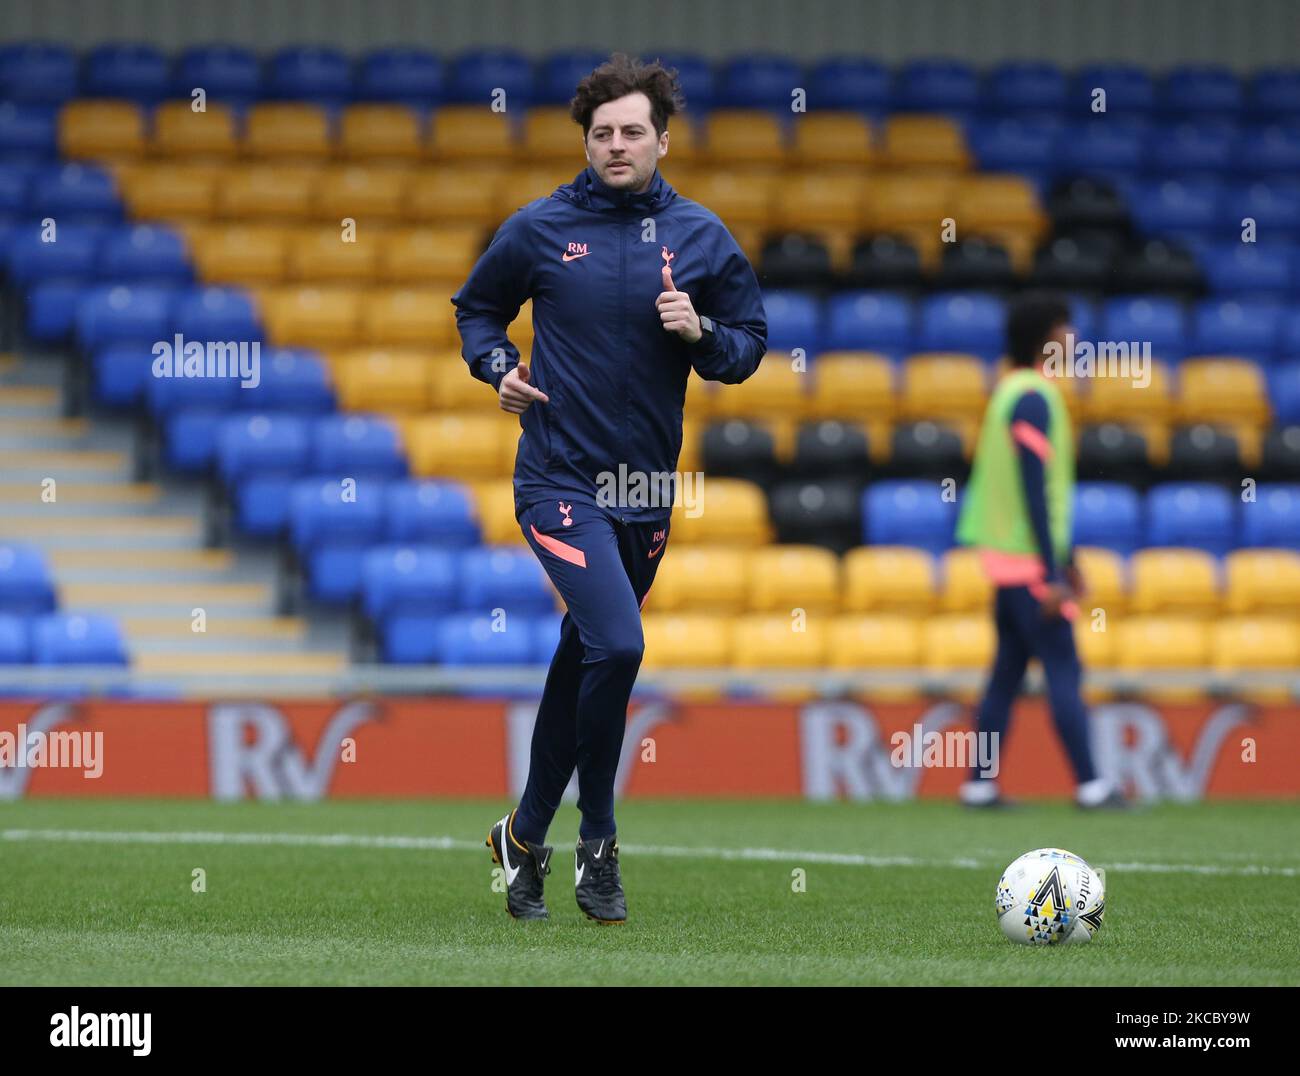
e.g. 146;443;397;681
569;52;685;138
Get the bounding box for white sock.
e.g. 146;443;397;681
1075;777;1115;807
960;779;1000;805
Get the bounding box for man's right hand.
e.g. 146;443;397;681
1038;581;1074;619
499;362;549;414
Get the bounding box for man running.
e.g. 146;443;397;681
452;53;767;921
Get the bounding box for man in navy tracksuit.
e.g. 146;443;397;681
453;54;767;922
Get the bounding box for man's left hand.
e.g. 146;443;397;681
656;265;701;343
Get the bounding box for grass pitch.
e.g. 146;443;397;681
1;798;1296;986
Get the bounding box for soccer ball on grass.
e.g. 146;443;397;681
995;847;1105;945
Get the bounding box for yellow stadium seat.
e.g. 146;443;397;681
509;299;534;349
938;548;993;612
428;106;515;162
1129;548;1220;615
670;170;776;228
1176;358;1269;426
732;615;828;668
808;352;895;422
746;546;840;613
333;349;434;413
791;113;874;167
1223;548;1300;613
468;479;528;546
314;164;411;222
923;614;995;670
662;118;700;165
189;224;288;284
1072;546;1128;618
677;416;703;475
407;165;506;225
704;109;787;166
243;103;333;159
669;478;772;545
286;226;381;283
219;163;321;220
773;172;866;232
900;353;987;424
429;353;496;411
711;355;810;420
408;414;508;480
952;174;1047;240
257;286;362;348
641;614;732;669
880;116;969;171
497;163;581;215
60;101;145;160
1073;617;1115;668
152;101;238;159
642;546;750;613
684;373;718;420
1211;617;1300;672
1082;359;1173;424
863;172;958;232
827;614;923;668
377;226;484;284
521;107;584;161
1113;617;1209;669
842;546;935;613
117;164;222;223
339;104;424;161
361;286;457;347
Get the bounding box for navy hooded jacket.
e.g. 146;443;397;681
451;165;768;522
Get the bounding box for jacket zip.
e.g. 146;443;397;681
618;209;628;525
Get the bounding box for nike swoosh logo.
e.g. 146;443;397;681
594;841;604;858
500;819;520;886
561;251;591;261
647;540;666;559
575;852;585;886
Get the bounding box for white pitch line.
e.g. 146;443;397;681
2;827;1297;878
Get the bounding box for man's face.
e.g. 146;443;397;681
584;92;668;193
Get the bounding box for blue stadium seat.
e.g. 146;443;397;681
83;43;170;104
1200;244;1293;300
97;224;192;285
267;46;353;106
0;44;79;105
7;225;100;342
30;162;121;225
459;547;555;615
1159;65;1244;119
0;543;57;615
149;364;244;473
242;347;334;414
894;58;979;119
967;117;1059;184
0;103;58;163
1128;177;1222;244
0;614;28;663
91;343;156;408
446;48;535;107
916;293;1005;361
531;613;565;663
1235;125;1300;180
362;545;459;624
1073;64;1155;117
173;45;262;107
536;50;611;105
218;413;312;537
311;414;407;478
647;52;715;112
75;283;174;351
762;290;823;357
31;613;128;665
385;479;481;545
436;612;537;666
1146;120;1236;177
357;48;445;106
1281;310;1300;357
806;57;891;112
1145;482;1237;555
1268;362;1300;424
1242;485;1300;548
1100;296;1186;362
716;53;804;110
290;476;389;604
173;285;261;341
1073;482;1143;555
1227;180;1300;240
984;62;1067;118
824;292;913;355
863;479;956;556
1056;119;1146;182
1250;68;1300;121
0;163;31;215
1190;298;1283;361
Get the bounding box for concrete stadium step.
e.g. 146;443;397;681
0;449;134;482
0;384;62;416
130;651;348;677
0;516;202;547
0;482;162;511
0;416;93;451
58;581;273;614
121;615;306;642
48;548;236;579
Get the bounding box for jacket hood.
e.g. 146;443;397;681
553;165;677;214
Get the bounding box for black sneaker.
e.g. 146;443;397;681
575;834;626;924
486;810;552;920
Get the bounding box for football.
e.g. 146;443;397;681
995;848;1106;945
